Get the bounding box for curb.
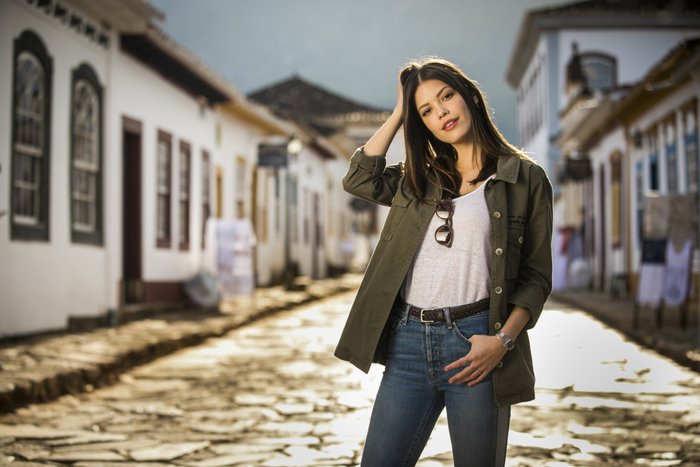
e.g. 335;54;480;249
0;276;361;414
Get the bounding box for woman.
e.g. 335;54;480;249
335;58;553;466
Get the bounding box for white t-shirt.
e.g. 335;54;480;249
401;176;493;308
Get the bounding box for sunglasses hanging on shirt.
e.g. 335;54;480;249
434;199;454;248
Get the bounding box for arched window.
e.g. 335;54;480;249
11;30;52;241
580;53;617;93
70;63;103;245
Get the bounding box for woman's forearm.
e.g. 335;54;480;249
363;108;403;156
502;306;530;342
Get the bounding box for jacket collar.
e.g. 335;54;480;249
494;154;521;184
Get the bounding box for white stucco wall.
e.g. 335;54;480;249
292;147;328;279
253;165;285;285
215;110;279;287
215;110;271;220
0;0;113;336
252;141;333;285
111;50;219;283
517;37;553;174
0;0;295;335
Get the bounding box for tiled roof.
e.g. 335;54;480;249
612;36;700;116
120;25;290;134
534;0;700;16
122;30;229;105
562;36;700;148
248;76;390;131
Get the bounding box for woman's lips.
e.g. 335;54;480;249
443;118;458;131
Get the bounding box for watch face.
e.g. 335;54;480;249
498;331;514;349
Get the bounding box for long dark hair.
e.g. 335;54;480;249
400;58;526;201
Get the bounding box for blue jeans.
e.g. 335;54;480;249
361;301;510;467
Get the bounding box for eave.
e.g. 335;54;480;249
121;26;233;105
506;12;700;88
65;0;164;33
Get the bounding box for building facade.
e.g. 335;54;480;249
1;0;339;337
1;0;160;335
507;0;700;290
249;76;393;278
559;38;700;298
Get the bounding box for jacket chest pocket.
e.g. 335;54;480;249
506;225;525;279
380;192;411;241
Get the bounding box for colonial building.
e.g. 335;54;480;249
249;76;394;276
558;37;700;299
0;0;298;336
507;0;700;289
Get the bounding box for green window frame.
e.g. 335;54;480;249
70;63;103;245
201;149;211;249
178;140;191;251
156;130;173;248
10;30;53;241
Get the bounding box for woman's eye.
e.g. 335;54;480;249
421;108;431;117
443;92;453;100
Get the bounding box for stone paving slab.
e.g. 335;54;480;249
0;275;362;414
130;441;210;461
46;450;126;462
1;294;699;465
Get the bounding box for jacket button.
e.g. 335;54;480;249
497;361;503;368
494;322;502;330
494;286;503;294
519;236;524;244
493;211;501;219
486;180;494;189
495;248;503;256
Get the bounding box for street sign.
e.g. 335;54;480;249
257;144;288;168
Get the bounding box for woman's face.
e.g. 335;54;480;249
414;79;473;145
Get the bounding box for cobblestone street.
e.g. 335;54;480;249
1;292;699;466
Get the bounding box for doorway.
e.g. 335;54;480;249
312;193;321;279
598;165;606;290
122;117;143;304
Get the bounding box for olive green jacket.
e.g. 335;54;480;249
335;148;553;407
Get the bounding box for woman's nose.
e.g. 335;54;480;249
438;106;448;118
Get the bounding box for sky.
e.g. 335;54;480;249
149;0;574;143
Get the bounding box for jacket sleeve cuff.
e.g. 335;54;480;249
349;147;387;177
508;289;546;329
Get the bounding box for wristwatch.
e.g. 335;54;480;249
495;331;514;351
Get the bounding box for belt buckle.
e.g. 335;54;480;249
419;309;435;324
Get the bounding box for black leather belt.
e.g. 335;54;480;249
401;297;490;323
